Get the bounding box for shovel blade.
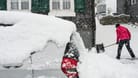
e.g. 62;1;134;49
96;43;105;53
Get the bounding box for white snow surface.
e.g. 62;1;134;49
0;11;138;78
0;11;76;65
78;17;138;78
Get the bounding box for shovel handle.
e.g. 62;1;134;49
104;43;116;48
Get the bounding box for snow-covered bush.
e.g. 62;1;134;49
99;14;129;25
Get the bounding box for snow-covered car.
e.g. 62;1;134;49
0;11;85;71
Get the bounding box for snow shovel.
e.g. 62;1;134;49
96;43;116;53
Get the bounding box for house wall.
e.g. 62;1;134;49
106;0;117;14
129;1;138;16
117;0;138;16
117;0;127;14
96;3;106;14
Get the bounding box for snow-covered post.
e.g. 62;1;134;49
30;51;36;78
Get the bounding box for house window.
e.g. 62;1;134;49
49;0;75;16
52;0;60;10
63;0;70;9
131;0;136;5
52;0;71;10
21;0;29;10
7;0;31;11
11;0;19;10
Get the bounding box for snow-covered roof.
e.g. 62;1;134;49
0;11;76;65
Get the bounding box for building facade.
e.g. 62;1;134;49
0;0;95;49
117;0;138;16
96;3;106;14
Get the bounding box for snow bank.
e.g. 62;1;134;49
79;49;138;78
71;32;86;53
0;11;76;65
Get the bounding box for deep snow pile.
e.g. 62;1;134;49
0;11;76;65
79;49;138;78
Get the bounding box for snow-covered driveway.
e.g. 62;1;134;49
77;18;138;78
96;17;138;73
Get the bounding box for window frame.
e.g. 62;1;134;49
21;0;30;10
63;0;71;10
10;0;19;10
52;0;60;10
49;0;75;16
7;0;31;11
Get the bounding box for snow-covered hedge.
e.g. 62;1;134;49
99;14;129;25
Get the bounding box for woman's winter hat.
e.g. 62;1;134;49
116;24;120;28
